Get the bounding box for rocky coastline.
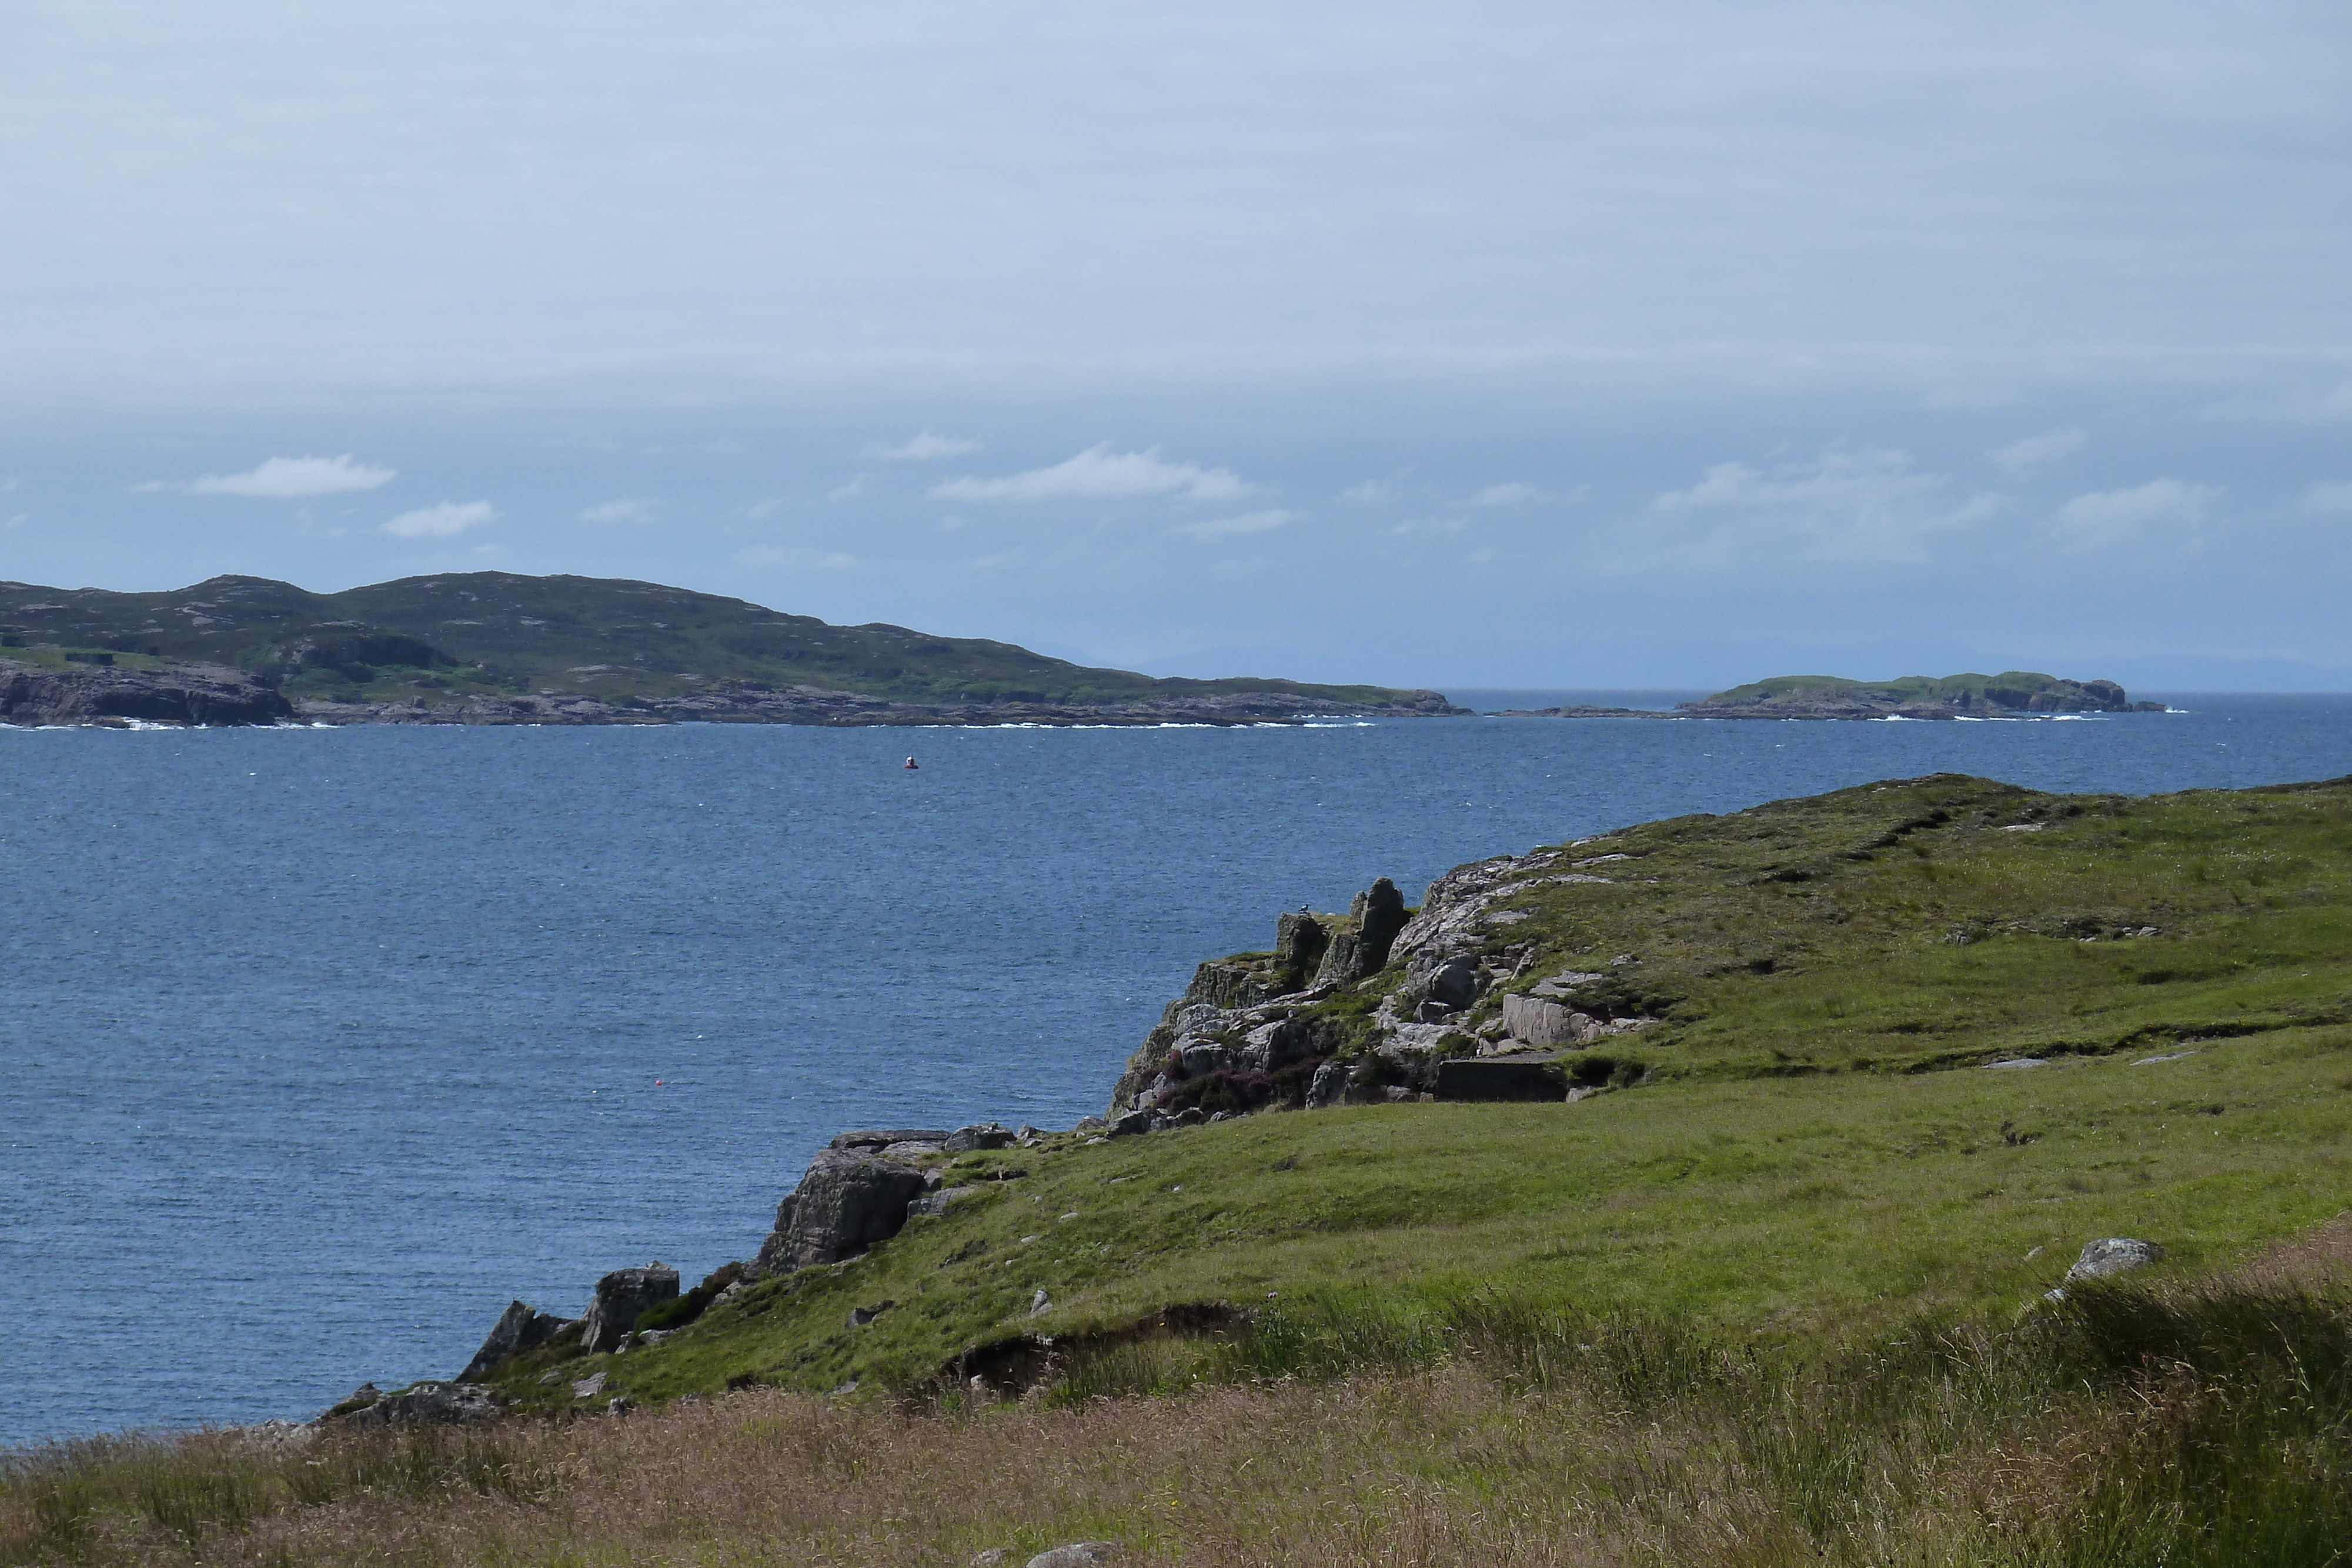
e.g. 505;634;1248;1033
298;846;1672;1432
0;657;1459;728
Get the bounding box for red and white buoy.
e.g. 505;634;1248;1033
903;756;919;769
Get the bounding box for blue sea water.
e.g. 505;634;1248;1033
3;694;2349;1445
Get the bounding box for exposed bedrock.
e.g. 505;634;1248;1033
755;1149;930;1273
0;661;293;726
579;1265;680;1353
459;1299;572;1380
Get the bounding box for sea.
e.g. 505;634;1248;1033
4;691;2349;1445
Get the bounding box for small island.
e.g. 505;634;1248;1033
1502;670;2170;720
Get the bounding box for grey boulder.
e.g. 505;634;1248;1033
946;1122;1016;1152
580;1265;680;1353
335;1380;503;1427
756;1150;929;1272
1425;955;1482;1008
2066;1238;2164;1282
1502;992;1602;1048
1028;1547;1122;1567
459;1298;570;1380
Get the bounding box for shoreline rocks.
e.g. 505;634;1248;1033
0;659;292;727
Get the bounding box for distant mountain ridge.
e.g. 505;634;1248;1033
0;571;1460;727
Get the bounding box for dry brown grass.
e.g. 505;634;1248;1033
0;1355;2279;1567
11;1261;2351;1567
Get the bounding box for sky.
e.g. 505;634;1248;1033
2;1;2348;690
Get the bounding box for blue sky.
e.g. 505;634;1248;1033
2;1;2347;688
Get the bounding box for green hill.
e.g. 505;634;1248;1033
0;572;1450;714
478;771;2350;1405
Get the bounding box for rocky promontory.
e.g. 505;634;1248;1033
0;658;292;727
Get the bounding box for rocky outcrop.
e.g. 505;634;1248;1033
0;660;292;726
329;1380;504;1427
579;1265;680;1353
1500;992;1600;1048
1312;878;1408;986
459;1299;572;1380
755;1151;929;1273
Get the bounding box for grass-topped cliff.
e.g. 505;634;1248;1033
9;772;2351;1566
0;571;1450;717
467;772;2350;1409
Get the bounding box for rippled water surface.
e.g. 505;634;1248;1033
4;694;2348;1442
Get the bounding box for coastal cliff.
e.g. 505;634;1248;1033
345;767;2352;1427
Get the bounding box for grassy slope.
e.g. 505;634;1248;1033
0;572;1437;709
491;772;2352;1410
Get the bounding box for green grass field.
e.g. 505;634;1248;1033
468;771;2352;1412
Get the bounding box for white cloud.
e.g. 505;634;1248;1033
1172;509;1296;540
382;500;499;539
1652;447;1993;564
1469;482;1539;506
185;455;397;498
579;497;659;524
1990;427;2087;476
2046;479;2219;553
827;475;867;501
2297;480;2352;514
931;443;1251;503
864;430;984;462
1342;480;1391;502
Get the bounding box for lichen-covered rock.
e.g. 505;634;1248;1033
945;1122;1015;1152
459;1298;571;1380
580;1265;680;1353
1501;992;1603;1047
2066;1238;2163;1282
755;1151;928;1272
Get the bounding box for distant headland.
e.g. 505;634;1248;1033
0;571;1464;727
1501;671;2170;721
